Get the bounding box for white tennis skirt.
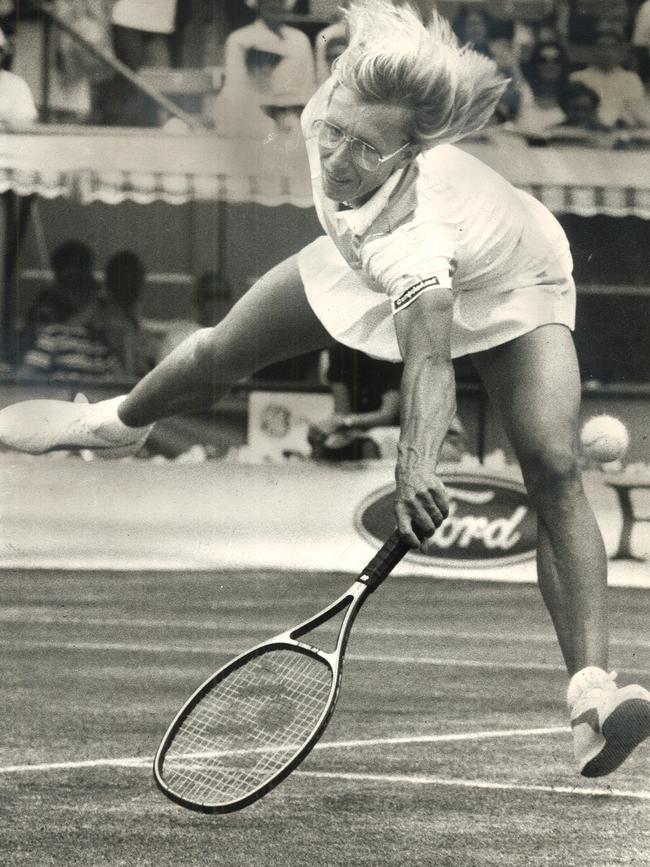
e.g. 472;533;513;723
298;235;576;362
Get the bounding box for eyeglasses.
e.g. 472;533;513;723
311;119;410;172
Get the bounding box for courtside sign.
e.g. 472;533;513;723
356;471;538;569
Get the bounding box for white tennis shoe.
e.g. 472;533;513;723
0;394;152;457
568;666;650;777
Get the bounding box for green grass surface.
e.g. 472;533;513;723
1;570;649;866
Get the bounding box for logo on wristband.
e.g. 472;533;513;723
392;277;441;313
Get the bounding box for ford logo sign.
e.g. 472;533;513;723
356;471;537;568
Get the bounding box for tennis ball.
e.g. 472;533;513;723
580;415;630;463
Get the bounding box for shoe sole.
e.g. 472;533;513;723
582;698;650;777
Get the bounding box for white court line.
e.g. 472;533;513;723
296;770;650;802
2;727;649;802
0;726;567;774
2;611;648;649
2;638;648;675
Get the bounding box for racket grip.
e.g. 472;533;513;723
362;529;411;589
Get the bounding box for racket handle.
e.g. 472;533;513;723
361;529;411;590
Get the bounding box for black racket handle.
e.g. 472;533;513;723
361;528;411;590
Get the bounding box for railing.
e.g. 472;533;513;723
39;2;206;130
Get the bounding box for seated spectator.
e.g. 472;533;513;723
112;0;177;68
0;26;37;128
308;343;402;460
557;79;606;130
110;0;179;125
98;250;149;377
314;1;348;85
542;80;613;145
308;344;467;462
214;0;316;137
48;0;114;124
21;242;122;381
152;271;232;363
452;5;523;124
0;0;15;70
509;0;569;66
516;39;570;135
570;22;650;128
632;0;650;84
31;240;98;333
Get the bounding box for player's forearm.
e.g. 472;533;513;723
118;328;228;427
397;358;457;474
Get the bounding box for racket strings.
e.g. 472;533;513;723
160;649;333;805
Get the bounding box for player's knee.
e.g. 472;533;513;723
522;445;580;506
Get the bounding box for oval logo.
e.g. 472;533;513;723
356;471;537;568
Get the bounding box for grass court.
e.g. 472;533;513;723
1;567;649;866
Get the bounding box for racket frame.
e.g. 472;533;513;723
154;531;409;813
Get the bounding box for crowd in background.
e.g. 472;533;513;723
19;236;231;385
0;0;649;144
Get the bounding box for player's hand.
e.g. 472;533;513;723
395;461;449;548
308;415;347;446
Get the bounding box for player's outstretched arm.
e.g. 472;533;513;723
393;288;456;547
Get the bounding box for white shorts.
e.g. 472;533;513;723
298;235;576;362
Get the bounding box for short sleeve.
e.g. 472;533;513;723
360;219;456;315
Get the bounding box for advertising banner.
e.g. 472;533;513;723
1;455;648;588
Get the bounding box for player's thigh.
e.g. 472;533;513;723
471;325;581;487
204;254;333;376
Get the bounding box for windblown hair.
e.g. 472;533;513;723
335;0;508;149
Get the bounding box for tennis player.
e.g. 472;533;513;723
1;0;648;777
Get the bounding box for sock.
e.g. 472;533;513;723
87;396;153;439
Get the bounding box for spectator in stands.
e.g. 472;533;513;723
308;343;402;460
516;39;570;135
308;344;467;462
32;241;98;332
315;1;348;85
49;0;114;124
541;80;612;145
570;22;650;128
452;5;523;124
214;0;316;136
110;0;180;125
21;242;123;381
99;250;149;377
510;0;569;67
0;26;37;128
112;0;178;68
557;79;606;130
153;271;232;363
0;0;15;69
632;0;650;83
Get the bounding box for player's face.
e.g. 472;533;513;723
318;85;415;207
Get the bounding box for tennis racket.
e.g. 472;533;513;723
153;529;410;813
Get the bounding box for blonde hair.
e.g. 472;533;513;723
335;0;508;149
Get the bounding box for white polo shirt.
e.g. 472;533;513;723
297;78;575;360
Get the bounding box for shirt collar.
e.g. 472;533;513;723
334;166;406;235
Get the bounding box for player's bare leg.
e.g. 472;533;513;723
0;256;332;453
472;324;650;776
119;256;331;427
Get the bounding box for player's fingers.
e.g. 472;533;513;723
414;489;446;528
395;504;423;548
432;483;450;519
